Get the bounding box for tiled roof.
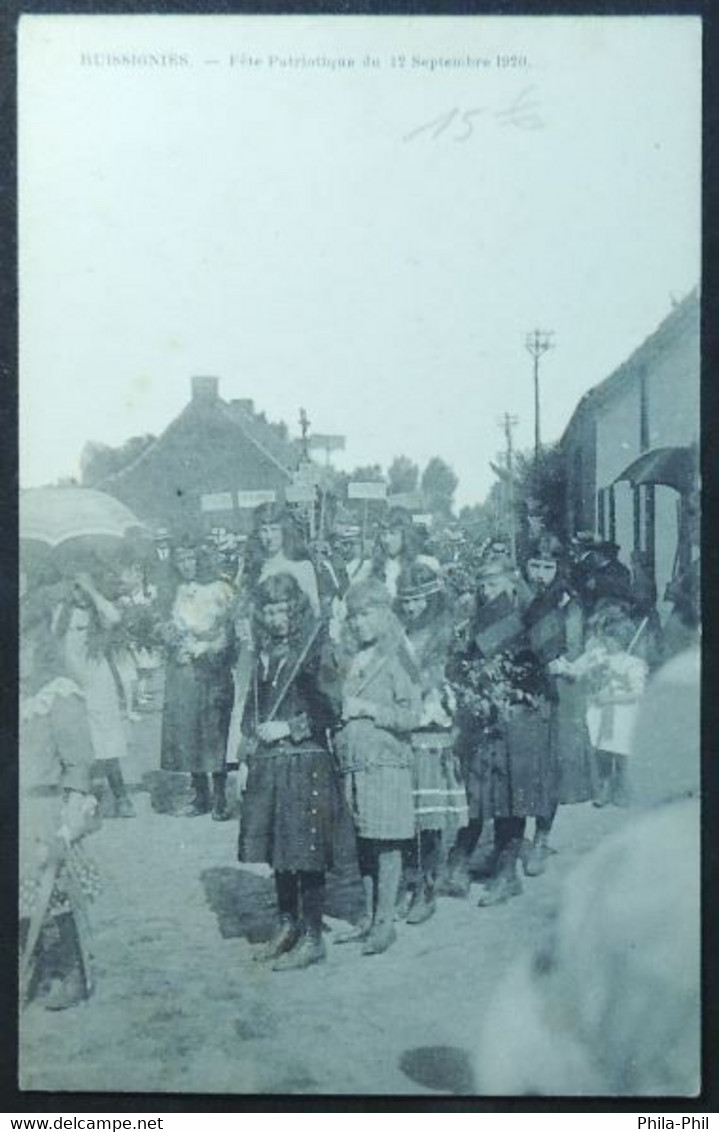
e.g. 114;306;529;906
98;392;299;489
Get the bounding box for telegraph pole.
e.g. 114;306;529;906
497;412;519;564
298;407;311;462
524;330;555;464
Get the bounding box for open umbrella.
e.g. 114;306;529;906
614;446;696;494
20;487;147;548
20;487;150;580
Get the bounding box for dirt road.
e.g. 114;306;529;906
20;688;626;1097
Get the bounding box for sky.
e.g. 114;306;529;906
18;15;701;508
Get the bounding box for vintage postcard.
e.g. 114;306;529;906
18;13;701;1098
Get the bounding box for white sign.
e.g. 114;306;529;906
412;513;434;527
236;490;276;509
348;481;388;501
295;462;323;487
285;484;316;504
308;434;346;452
201;491;233;513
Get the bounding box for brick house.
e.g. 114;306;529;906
98;376;300;537
561;289;699;618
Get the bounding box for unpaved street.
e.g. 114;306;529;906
20;687;625;1097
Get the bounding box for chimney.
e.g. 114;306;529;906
231;398;255;416
191;375;220;401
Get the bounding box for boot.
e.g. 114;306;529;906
395;872;416;921
478;842;523;907
441;857;472;899
361;920;397;956
253;915;301;962
43;966;87;1011
523;830;550;877
105;759;136;818
335;918;373;944
178;773;210;817
336;870;375;944
363;848;400;955
272;931;327;971
211;774;231;822
406;881;436;925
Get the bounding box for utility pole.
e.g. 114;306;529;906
524;330;555;464
298;407;311;462
497;412;519;565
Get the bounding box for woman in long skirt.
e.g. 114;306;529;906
160;542;236;819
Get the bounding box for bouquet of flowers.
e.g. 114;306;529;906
451;649;547;731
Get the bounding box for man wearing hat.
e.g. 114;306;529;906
570;536;633;614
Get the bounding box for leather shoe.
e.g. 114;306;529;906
362;921;397;956
406;889;436;925
253;917;300;962
477;875;522;907
334;917;373;945
272;934;327;971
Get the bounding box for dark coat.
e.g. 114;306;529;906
238;631;340;872
524;582;593;805
452;592;556;821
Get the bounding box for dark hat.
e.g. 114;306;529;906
525;533;564;562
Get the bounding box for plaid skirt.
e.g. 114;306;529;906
411;738;469;835
343;764;415;841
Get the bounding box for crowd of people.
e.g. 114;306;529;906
19;499;700;1010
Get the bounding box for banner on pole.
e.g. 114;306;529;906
308;434;345;452
236;490;276;509
295;463;324;486
285;484;316;504
201;491;234;513
348;481;387;501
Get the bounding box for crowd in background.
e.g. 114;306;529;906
19;499;701;1006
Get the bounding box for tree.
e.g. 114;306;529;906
421;457;458;518
512;441;568;550
387;455;420;495
349;464;385;483
80;434;156;487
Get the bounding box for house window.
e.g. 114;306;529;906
597;490;606;539
633;483;657;598
633;486;642;555
608;485;616;543
639;367;650;452
644;483;656;574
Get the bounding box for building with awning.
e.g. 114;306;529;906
561;289;699;617
97;376;301;537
